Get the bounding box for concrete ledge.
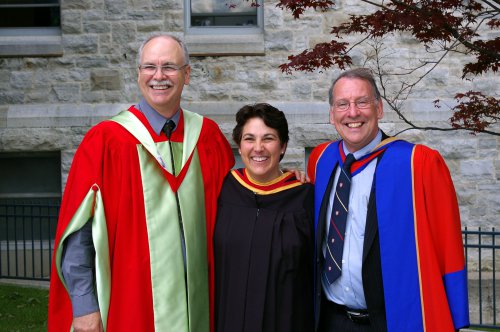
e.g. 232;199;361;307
185;32;265;56
0;278;49;289
5;104;128;128
182;101;331;124
2;101;462;130
3;102;332;128
0;29;63;57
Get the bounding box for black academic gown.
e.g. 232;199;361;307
214;169;315;332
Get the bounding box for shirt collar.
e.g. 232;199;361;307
136;98;181;136
343;129;382;160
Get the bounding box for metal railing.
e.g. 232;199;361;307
0;201;498;328
0;201;59;281
464;227;499;329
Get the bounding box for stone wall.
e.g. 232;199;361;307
0;0;499;230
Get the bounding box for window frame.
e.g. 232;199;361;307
0;1;62;57
184;0;265;56
0;151;62;200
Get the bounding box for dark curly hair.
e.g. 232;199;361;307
232;103;289;160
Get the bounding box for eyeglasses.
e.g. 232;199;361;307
333;98;376;112
138;64;188;75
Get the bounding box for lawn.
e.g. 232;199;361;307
0;283;498;332
0;283;48;332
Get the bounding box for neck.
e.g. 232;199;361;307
155;106;180;119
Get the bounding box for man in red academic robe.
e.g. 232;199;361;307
48;34;234;332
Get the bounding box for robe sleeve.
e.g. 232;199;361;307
307;141;332;184
48;125;108;332
413;145;469;330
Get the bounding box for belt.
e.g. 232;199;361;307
332;302;370;324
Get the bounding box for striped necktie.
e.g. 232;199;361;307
324;153;356;284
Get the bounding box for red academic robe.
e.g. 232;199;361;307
307;138;469;331
48;106;234;331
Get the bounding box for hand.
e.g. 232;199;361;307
73;311;103;332
283;168;309;183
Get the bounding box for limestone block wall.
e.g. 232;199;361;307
0;0;499;231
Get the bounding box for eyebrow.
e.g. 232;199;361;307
336;96;371;101
242;133;278;138
141;61;178;66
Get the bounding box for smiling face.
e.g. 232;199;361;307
239;117;286;183
329;77;384;152
137;36;191;118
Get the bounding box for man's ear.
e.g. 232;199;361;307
183;65;191;85
376;99;384;120
329;106;336;125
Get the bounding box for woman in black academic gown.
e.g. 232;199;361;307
214;103;314;332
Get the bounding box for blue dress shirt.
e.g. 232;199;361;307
322;130;382;309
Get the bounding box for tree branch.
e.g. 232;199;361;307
277;0;499;134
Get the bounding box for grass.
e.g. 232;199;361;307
0;284;48;332
0;283;498;332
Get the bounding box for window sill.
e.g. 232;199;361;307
185;32;264;56
0;28;62;57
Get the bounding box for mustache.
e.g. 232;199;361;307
148;80;173;87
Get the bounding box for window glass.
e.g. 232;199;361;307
190;0;258;27
0;152;61;246
0;0;60;28
0;151;61;198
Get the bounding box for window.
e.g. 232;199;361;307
190;0;258;27
305;147;313;166
0;151;61;240
0;151;62;202
0;0;62;57
232;148;244;169
0;151;61;280
0;0;60;28
184;0;265;56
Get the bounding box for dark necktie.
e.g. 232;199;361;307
161;119;187;276
162;120;177;175
162;119;176;140
324;153;356;284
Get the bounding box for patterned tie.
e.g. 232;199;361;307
324;153;356;284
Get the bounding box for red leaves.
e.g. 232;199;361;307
279;41;352;74
487;19;500;29
277;0;499;133
276;0;335;19
463;38;500;76
446;91;499;134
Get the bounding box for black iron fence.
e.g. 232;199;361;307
464;227;499;329
0;201;498;329
0;200;59;281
